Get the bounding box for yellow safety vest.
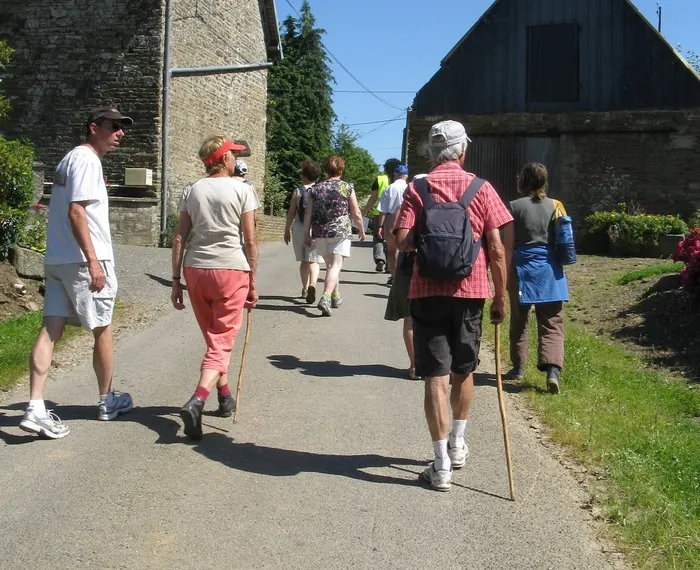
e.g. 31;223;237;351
371;174;390;217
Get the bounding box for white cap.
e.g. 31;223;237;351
428;120;472;148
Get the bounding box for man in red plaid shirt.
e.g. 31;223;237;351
395;120;513;491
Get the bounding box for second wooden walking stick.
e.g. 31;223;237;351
495;323;516;501
233;309;252;424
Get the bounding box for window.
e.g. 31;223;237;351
527;24;580;103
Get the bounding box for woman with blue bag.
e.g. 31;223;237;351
503;163;574;394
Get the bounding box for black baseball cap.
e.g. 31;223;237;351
87;106;133;126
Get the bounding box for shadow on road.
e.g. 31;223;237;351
0;403;184;445
193;434;426;487
268;354;405;379
145;273;184;289
342;269;383;276
255;295;322;317
364;293;388;300
473;372;549;395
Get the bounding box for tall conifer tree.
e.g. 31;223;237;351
266;1;334;197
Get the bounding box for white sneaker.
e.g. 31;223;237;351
421;463;452;492
19;409;70;439
448;441;469;469
97;390;133;420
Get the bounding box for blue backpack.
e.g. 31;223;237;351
414;176;485;281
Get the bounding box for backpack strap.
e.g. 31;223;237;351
413;176;436;207
457;177;485;209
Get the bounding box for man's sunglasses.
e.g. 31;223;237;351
95;120;125;132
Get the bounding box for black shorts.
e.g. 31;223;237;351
410;297;485;378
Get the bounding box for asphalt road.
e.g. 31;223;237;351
0;241;614;569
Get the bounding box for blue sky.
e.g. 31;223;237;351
276;0;700;167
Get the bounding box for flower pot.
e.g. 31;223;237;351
648;234;685;259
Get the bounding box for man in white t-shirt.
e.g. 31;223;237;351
19;106;134;440
377;164;409;282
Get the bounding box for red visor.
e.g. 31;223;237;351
202;139;247;165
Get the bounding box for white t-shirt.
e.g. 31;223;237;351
377;179;408;215
45;145;113;265
179;177;260;270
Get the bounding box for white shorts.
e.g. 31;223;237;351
291;221;323;263
43;261;118;330
315;237;352;258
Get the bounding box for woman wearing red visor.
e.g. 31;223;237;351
171;135;259;439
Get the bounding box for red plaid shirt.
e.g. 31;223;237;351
395;161;513;300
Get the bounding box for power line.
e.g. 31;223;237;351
334;117;405;127
355;111;406;141
282;0;407;111
269;89;416;94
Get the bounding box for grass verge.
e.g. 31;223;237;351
616;261;683;285
1;311;46;390
486;305;700;569
0;300;129;391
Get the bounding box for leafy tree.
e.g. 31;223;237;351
0;41;13;122
266;1;334;204
263;150;286;216
331;124;378;201
688;50;700;74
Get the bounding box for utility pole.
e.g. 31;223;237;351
657;3;662;33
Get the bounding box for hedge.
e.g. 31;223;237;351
0;137;35;260
582;211;688;257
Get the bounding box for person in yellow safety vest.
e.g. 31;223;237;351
363;158;401;272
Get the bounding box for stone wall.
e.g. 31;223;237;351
109;198;160;247
256;214;285;242
406;110;700;222
167;0;269;217
1;0;272;246
0;0;163;189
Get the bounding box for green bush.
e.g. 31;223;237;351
689;210;700;230
0;137;35;260
583;211;688;256
0;138;34;210
18;204;48;254
0;205;26;260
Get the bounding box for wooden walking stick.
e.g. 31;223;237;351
495;323;516;501
233;309;252;424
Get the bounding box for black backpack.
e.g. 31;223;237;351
297;185;308;223
414;176;485;281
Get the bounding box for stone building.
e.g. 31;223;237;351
405;0;700;222
0;0;281;245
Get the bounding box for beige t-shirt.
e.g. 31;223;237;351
178;177;260;269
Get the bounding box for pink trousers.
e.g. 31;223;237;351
183;267;250;374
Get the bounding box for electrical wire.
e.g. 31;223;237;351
282;0;408;112
354;111;406;141
334;117;405;127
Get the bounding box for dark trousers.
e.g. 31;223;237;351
371;216;386;264
509;290;564;371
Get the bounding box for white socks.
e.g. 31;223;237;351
433;439;451;471
449;419;468;449
28;399;47;417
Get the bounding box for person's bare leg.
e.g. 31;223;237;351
403;317;415;370
424;375;451;441
309;262;320;289
93;324;114;395
197;368;223;392
29;316;66;400
323;254;342;295
299;261;310;291
450;372;474;420
217;373;228;388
